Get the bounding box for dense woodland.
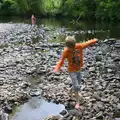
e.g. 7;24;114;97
0;0;120;21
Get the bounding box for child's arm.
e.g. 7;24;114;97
81;38;97;49
53;50;66;72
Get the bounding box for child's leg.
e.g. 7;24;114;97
69;72;80;99
77;71;85;91
77;71;81;85
74;91;79;102
76;71;83;101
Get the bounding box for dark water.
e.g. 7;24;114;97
0;16;120;41
10;97;65;120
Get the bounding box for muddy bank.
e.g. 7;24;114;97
0;23;120;120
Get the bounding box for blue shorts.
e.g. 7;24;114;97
69;71;81;92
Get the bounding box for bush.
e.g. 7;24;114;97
0;0;120;21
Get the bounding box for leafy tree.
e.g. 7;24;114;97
0;0;120;20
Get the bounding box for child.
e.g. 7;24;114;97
53;36;97;109
31;14;36;25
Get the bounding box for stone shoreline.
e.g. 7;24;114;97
0;24;120;120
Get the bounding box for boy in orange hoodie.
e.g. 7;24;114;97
53;36;97;108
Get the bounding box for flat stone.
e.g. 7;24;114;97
101;98;109;103
117;103;120;110
0;80;4;85
96;111;103;119
89;67;95;72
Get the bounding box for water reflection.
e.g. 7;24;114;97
11;97;65;120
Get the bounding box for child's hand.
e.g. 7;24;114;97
60;68;65;72
50;66;58;73
52;68;58;73
94;38;98;42
81;65;86;70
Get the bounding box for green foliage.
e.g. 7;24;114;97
60;0;96;19
0;0;120;21
41;0;62;16
0;0;19;15
95;0;120;20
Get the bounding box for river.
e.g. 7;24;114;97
1;16;120;40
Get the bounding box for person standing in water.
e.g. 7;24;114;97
31;14;36;25
53;36;97;109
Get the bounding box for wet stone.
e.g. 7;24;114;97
96;111;103;119
117;103;120;110
89;67;95;72
0;80;4;85
4;105;12;114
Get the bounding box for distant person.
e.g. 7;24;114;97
31;14;36;25
53;36;97;109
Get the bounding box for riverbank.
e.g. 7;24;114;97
0;23;120;120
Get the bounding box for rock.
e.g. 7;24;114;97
0;110;9;120
114;57;120;62
98;51;102;55
114;118;120;120
72;116;79;120
89;67;95;72
115;43;120;48
44;115;61;120
96;102;104;110
68;109;82;118
107;68;113;73
26;67;36;74
101;98;109;103
59;110;67;116
4;105;12;114
44;27;50;31
93;104;99;112
95;55;102;61
29;89;42;97
37;69;47;74
21;82;30;89
96;61;103;67
117;103;120;110
96;111;103;119
0;80;4;86
105;38;116;44
53;76;60;80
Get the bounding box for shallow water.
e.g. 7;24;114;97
11;97;65;120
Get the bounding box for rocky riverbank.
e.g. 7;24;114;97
0;23;120;120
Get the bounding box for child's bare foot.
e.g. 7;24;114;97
75;102;80;109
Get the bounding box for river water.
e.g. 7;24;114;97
0;16;120;41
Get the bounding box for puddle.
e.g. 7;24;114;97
10;97;66;120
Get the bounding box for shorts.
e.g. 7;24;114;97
69;71;81;92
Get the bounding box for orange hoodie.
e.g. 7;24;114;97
54;39;97;72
